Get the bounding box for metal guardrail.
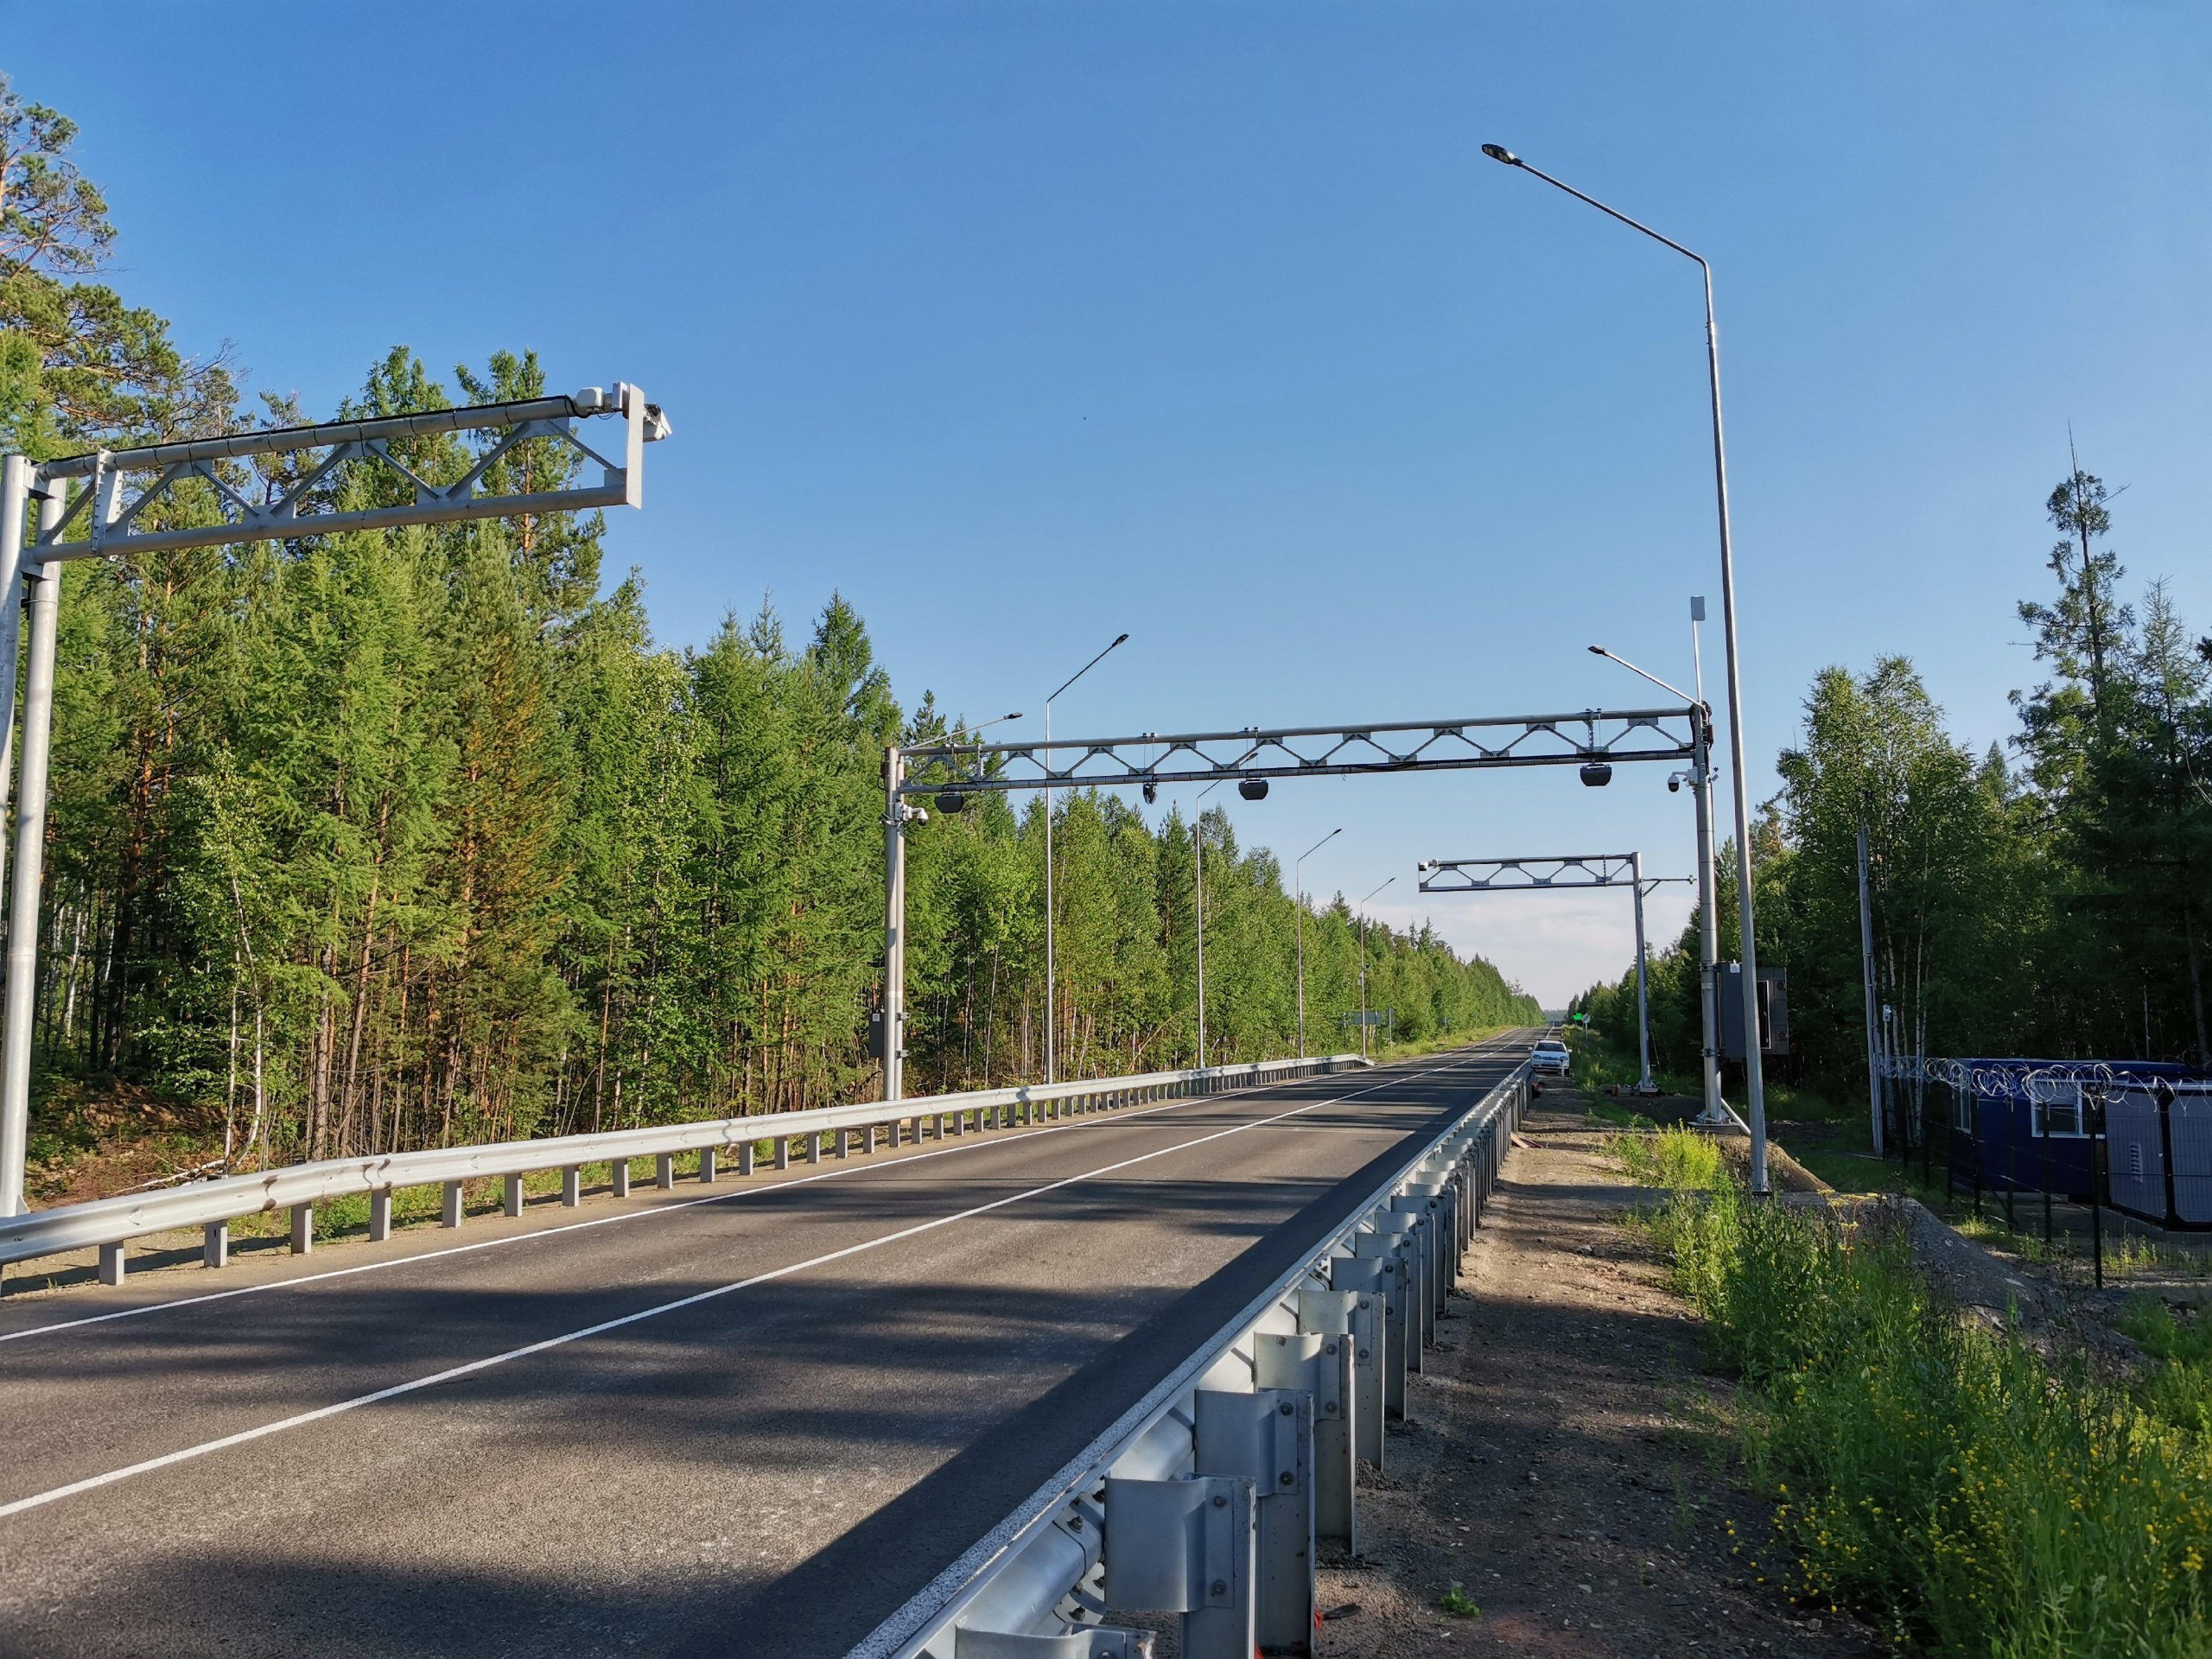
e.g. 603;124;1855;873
0;1055;1368;1281
859;1055;1531;1659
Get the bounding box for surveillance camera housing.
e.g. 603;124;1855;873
1237;777;1269;802
934;790;965;815
1668;775;1681;794
1580;761;1614;788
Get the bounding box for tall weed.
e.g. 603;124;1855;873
1609;1126;1729;1191
1650;1190;2212;1656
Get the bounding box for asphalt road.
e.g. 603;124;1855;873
0;1036;1532;1659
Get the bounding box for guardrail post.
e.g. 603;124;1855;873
442;1180;465;1227
505;1173;525;1217
1318;1256;1389;1451
738;1141;755;1176
657;1154;675;1189
776;1137;791;1170
611;1159;631;1198
1391;1196;1442;1341
369;1188;393;1241
99;1241;125;1285
559;1164;580;1205
1333;1250;1407;1423
289;1203;314;1255
1258;1329;1355;1554
202;1221;227;1269
1103;1475;1256;1659
804;1132;820;1163
700;1147;719;1183
1196;1389;1313;1654
1358;1221;1422;1372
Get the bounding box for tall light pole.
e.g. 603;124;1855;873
1484;142;1771;1192
1042;632;1128;1084
1294;827;1342;1057
880;711;1020;1104
1192;779;1226;1067
1356;876;1395;1060
1588;635;1724;1124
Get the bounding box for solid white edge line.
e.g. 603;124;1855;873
0;1052;1500;1520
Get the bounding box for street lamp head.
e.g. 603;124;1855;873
1481;143;1522;166
1111;632;1129;646
1586;645;1606;657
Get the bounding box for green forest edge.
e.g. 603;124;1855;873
1567;425;2212;1293
1590;1116;2212;1657
0;81;1539;1209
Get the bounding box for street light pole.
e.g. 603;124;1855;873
1587;636;1723;1122
1356;876;1395;1060
1630;852;1653;1091
1485;143;1771;1192
881;712;1020;1103
1688;599;1724;1126
1294;827;1342;1058
1042;632;1128;1085
1193;781;1217;1066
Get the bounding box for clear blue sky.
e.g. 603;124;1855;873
34;3;2212;1006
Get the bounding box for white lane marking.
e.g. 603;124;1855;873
0;1052;1490;1347
0;1055;1505;1520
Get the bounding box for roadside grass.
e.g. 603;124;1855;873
1648;1188;2212;1656
2117;1297;2212;1441
1565;1029;1700;1098
1608;1124;1730;1191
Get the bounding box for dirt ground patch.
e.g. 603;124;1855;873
1309;1087;1882;1657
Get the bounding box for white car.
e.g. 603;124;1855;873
1531;1039;1571;1077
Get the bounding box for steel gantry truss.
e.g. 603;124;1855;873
899;705;1698;800
1417;854;1689;1096
877;704;1702;1101
0;385;670;1217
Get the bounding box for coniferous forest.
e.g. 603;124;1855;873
1578;461;2212;1099
0;81;1538;1185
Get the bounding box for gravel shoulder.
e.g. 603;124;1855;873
1312;1084;1883;1657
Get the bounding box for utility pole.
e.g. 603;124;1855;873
1858;823;1882;1157
1356;876;1395;1060
1688;599;1725;1125
1294;827;1342;1058
881;747;911;1102
1042;632;1128;1085
1630;851;1653;1092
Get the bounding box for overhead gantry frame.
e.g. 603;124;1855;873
877;705;1704;1101
0;385;671;1216
1416;853;1690;1096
